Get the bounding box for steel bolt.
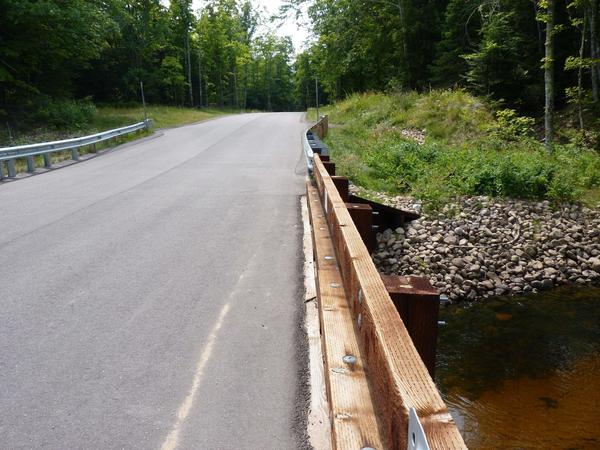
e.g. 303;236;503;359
342;355;357;365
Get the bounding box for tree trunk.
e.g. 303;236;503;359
532;0;543;55
266;59;272;111
185;33;193;107
590;0;599;102
578;12;587;130
219;69;224;107
544;0;555;150
233;65;239;108
198;49;203;108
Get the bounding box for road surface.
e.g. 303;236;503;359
0;113;309;449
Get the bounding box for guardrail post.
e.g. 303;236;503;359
346;202;376;252
7;159;16;178
0;162;4;180
380;275;439;377
43;153;52;168
331;176;349;202
26;156;35;173
322;161;335;175
71;147;79;161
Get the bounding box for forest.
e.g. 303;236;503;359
0;0;297;134
0;0;599;149
292;0;600;148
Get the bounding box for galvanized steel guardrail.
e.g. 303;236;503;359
0;119;152;179
303;115;329;172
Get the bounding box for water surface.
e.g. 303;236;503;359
436;286;600;449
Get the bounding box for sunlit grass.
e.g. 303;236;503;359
309;90;600;208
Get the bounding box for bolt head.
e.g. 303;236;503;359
342;355;357;365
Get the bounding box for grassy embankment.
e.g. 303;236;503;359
309;91;600;209
1;105;230;174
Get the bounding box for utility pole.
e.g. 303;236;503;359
140;81;147;122
315;77;319;122
198;48;203;108
185;33;193;107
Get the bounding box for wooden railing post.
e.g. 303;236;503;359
380;275;440;377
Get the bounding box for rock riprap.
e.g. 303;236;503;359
365;190;600;302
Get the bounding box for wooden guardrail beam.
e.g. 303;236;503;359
312;154;466;450
307;183;384;449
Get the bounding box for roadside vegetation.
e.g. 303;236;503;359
1;105;232;176
315;91;600;208
0;104;230;147
1;0;297;148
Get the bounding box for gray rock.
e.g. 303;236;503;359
468;264;481;273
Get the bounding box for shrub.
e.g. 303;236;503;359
34;97;97;129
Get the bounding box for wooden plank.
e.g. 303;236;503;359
301;196;333;450
307;183;384;450
313;155;466;450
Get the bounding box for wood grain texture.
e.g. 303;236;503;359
307;183;384;450
312;155;467;450
302;196;333;450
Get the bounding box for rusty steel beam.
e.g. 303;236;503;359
346;203;375;253
331;176;349;202
348;194;419;231
380;275;440;377
322;161;335;175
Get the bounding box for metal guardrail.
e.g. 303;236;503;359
0;119;152;179
303;115;329;173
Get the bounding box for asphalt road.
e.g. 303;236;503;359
0;113;309;449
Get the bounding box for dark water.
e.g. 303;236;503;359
436;286;600;449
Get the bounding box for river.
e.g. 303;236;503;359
436;286;600;449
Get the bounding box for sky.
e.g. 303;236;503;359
190;0;312;52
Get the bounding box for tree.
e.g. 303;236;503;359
540;0;556;149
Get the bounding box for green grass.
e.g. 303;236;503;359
92;105;230;130
311;91;600;209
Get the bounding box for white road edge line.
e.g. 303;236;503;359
160;302;231;450
301;195;333;450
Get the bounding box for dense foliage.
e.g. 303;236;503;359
320;92;600;206
0;0;298;131
288;0;600;138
